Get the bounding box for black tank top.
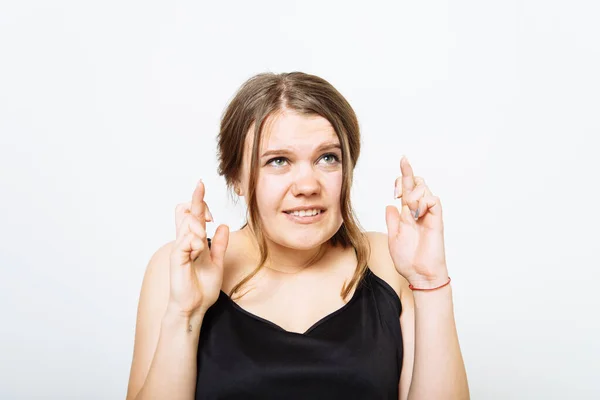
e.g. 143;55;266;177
195;239;403;399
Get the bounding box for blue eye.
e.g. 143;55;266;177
267;157;288;167
320;153;340;164
266;153;340;168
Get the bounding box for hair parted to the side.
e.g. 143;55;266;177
217;71;370;300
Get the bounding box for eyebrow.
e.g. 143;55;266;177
261;142;342;159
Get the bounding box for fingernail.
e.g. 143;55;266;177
394;186;400;198
413;208;420;220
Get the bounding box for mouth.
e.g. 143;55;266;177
283;208;326;224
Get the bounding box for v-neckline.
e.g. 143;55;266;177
219;270;367;336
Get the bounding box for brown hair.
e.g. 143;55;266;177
217;72;370;300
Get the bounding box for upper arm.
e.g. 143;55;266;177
126;241;174;400
365;231;415;400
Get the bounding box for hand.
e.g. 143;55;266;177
168;180;229;317
385;157;449;289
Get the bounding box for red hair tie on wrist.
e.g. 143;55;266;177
409;277;451;291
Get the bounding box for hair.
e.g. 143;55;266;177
217;71;370;300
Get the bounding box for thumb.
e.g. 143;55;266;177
385;205;400;237
210;224;230;267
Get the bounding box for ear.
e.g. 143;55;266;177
234;183;243;196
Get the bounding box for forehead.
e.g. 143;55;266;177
264;111;338;147
246;111;339;152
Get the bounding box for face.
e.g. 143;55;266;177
239;110;344;250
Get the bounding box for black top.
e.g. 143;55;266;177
195;239;404;399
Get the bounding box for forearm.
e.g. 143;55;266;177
408;285;469;400
134;307;203;400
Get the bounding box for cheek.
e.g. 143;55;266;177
327;172;344;228
255;176;288;214
327;172;344;204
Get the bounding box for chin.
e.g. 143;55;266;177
262;212;343;250
281;227;341;250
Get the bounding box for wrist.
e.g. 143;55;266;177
407;273;450;291
163;302;205;329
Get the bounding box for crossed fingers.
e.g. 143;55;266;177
394;157;435;220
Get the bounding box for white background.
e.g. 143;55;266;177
1;1;599;399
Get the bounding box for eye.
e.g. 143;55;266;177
266;157;289;167
320;153;340;164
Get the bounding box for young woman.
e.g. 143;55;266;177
126;72;469;399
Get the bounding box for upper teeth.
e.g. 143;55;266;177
288;209;321;217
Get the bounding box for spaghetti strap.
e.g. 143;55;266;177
196;250;403;398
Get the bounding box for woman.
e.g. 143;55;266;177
126;72;469;399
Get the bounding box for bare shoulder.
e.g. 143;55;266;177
126;240;174;399
364;231;411;300
138;240;175;313
127;230;243;399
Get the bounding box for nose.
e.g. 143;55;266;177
291;166;321;197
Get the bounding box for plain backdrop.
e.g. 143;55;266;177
1;1;599;399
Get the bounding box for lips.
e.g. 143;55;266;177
283;206;326;212
283;209;327;224
284;208;324;217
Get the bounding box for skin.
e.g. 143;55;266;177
236;109;345;271
126;108;469;399
227;109;468;398
219;109;362;333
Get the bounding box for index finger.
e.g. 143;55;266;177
401;156;416;194
191;180;206;225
